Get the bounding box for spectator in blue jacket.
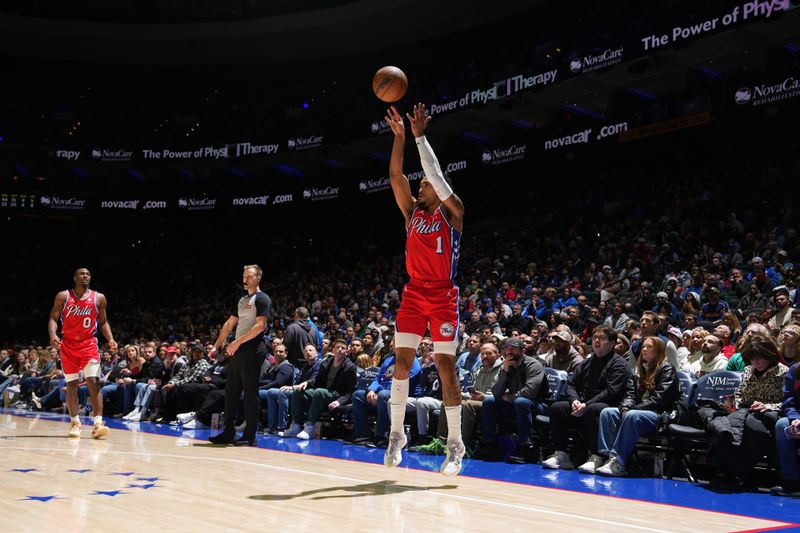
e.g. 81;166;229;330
455;335;482;377
350;352;421;445
258;343;295;433
772;361;800;497
276;344;320;436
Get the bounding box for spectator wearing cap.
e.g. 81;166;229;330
476;337;547;463
769;286;794;330
747;256;780;286
160;343;211;422
652;292;680;326
614;333;634;363
542;326;629;470
698;286;729;324
544;330;584;373
598;266;621;303
665;326;689;369
604;301;630;333
145;347;186;421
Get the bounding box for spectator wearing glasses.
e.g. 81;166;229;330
542;326;629;470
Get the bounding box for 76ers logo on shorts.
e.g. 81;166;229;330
439;322;455;339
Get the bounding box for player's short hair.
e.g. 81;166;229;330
243;264;262;278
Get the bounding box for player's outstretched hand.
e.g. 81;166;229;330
108;340;118;352
406;103;431;138
384;106;405;137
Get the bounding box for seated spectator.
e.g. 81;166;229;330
722;312;743;344
283;338;357;439
632;311;679;370
145;346;186;422
355;353;373;371
544;330;583;373
614;333;633;363
504;304;532;337
123;344;163;421
173;347;229;427
772;361;800;497
275;344;320;435
664;326;688;369
714;325;736;359
110;344;147;417
738;284;769;317
681;328;708;371
542;326;629;470
604;301;629;333
726;322;771;372
455;335;482;376
408;351;443;446
159;344;211;422
689;335;728;378
258;343;295;433
425;342;504;454
349;351;421;445
592;337;679;476
699;287;729;323
778;325;800;367
769;286;794;330
477;338;547;464
706;336;788;488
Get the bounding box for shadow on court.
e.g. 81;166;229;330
248;480;458;501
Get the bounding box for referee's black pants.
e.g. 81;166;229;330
220;344;263;441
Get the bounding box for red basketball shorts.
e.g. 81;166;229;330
61;338;99;376
396;280;460;353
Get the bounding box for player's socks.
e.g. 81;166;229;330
445;405;463;444
71;416;80;425
93;415;103;426
389;378;409;434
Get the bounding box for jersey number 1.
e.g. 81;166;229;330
435;236;443;254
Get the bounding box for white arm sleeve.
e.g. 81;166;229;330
415;135;453;201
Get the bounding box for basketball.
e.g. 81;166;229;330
372;66;408;103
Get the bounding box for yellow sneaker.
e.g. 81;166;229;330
91;423;109;440
68;421;82;438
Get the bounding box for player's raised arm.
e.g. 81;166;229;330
385;106;415;224
407;103;464;231
47;291;67;349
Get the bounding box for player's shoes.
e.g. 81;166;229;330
68;420;82;438
384;431;407;468
440;439;466;476
91;422;110;440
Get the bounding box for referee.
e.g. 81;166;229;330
209;264;271;446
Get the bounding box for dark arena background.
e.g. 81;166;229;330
1;1;799;531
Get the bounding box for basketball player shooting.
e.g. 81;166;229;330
48;268;116;439
384;103;466;475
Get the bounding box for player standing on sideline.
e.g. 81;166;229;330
384;103;466;475
48;268;116;439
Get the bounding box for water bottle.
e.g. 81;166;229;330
653;452;665;477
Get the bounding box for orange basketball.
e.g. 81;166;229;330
372;66;408;103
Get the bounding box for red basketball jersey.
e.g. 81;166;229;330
405;205;461;282
61;289;99;343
